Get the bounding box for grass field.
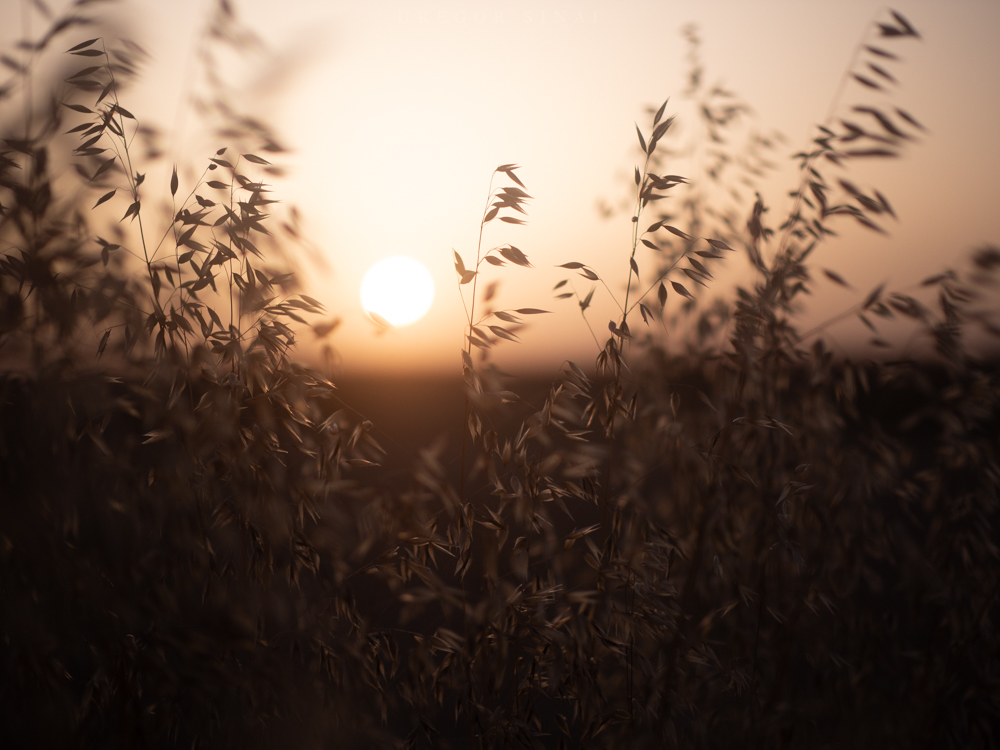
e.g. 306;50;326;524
1;2;999;748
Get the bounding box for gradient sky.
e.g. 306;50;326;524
8;0;999;376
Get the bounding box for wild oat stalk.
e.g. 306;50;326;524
454;164;545;497
59;34;328;372
554;99;738;545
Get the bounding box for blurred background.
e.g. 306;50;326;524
3;0;998;378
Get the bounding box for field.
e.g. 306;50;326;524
1;3;999;748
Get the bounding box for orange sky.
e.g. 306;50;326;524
6;0;999;377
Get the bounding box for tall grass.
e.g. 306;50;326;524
1;3;999;748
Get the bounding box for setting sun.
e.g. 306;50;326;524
359;256;435;327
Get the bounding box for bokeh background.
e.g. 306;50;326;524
4;0;998;377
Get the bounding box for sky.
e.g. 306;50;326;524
6;0;1000;377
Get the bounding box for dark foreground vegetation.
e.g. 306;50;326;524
2;2;999;747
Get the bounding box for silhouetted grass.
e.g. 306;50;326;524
1;3;998;748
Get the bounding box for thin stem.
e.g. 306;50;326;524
601;150;652;545
789;272;944;353
626;240;698;317
101;43;159;318
772;8;881;263
459;170;499;499
621;152;652;329
150;162;213;260
569;281;602;352
466;172;498;357
598;276;625;315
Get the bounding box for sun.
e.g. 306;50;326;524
359;256;435;327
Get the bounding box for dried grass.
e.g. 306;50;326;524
1;4;998;748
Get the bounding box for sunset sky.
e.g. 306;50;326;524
7;0;999;376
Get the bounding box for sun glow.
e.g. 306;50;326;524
359;256;435;327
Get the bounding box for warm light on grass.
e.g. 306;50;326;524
360;256;435;326
4;5;1000;746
